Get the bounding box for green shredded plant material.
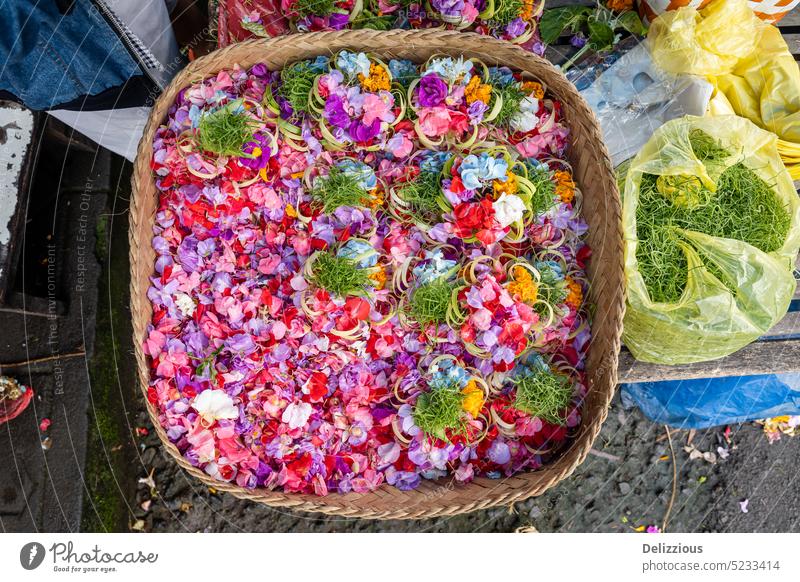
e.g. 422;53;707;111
399;171;443;222
408;278;452;325
413;382;468;440
197;102;256;156
310;252;370;297
352;10;395;30
636;131;791;303
688;128;730;167
535;263;567;311
525;163;558;214
293;0;336;17
311;166;369;213
490;0;524;26
278;61;319;116
493;83;526;128
512;366;572;425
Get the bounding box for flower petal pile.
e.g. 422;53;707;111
148;53;590;495
223;0;546;54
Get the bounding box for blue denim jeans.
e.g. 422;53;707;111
0;0;143;110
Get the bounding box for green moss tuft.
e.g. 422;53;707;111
408;278;452;325
525;164;558;214
293;0;336;16
197;102;256;156
413;383;467;440
310;252;370;297
278;61;320;116
493;83;526;128
512;366;572;425
398;171;443;223
311;166;369;213
490;0;524;25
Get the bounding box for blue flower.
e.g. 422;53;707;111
309;55;330;73
336;51;371;79
419;150;451;174
188;104;202;128
337;159;378;190
459;152;508;190
524;158;550;173
430;359;471;389
535;260;564;280
412;249;457;285
521;353;548;372
337;239;378;268
423;57;473;85
388;59;417;86
488;66;515;87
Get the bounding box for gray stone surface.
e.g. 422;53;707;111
0;135;108;533
122;399;800;532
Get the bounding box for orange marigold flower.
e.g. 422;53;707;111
565;276;583;308
465;75;492;105
365;188;384;209
493;172;518;196
522;81;545;99
556;184;574;204
461;380;485;417
554;169;574;187
507;265;538;304
554;169;575;203
369;266;387;290
520;0;535;20
358;63;391;92
285;203;298;218
607;0;634;12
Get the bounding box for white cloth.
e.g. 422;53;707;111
47;107;150;160
105;0;183;86
47;0;182;161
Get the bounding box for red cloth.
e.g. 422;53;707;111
218;0;290;48
0;388;33;424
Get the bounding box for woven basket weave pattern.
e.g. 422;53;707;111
130;29;625;520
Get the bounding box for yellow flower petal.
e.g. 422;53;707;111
461;380;485;418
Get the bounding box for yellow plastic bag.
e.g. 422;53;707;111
622;115;800;364
717;26;800;143
649;0;800;177
649;0;763;77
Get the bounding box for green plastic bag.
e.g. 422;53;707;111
622;115;800;364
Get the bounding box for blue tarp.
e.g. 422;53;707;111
621;373;800;429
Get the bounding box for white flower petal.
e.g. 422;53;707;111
193;390;238;423
493;194;526;228
282;402;313;430
175;293;195;317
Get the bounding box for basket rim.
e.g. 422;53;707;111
129;29;625;520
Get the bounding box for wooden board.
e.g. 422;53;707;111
619;338;800;382
779;10;800;27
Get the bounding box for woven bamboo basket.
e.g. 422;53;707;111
130;29;625;520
